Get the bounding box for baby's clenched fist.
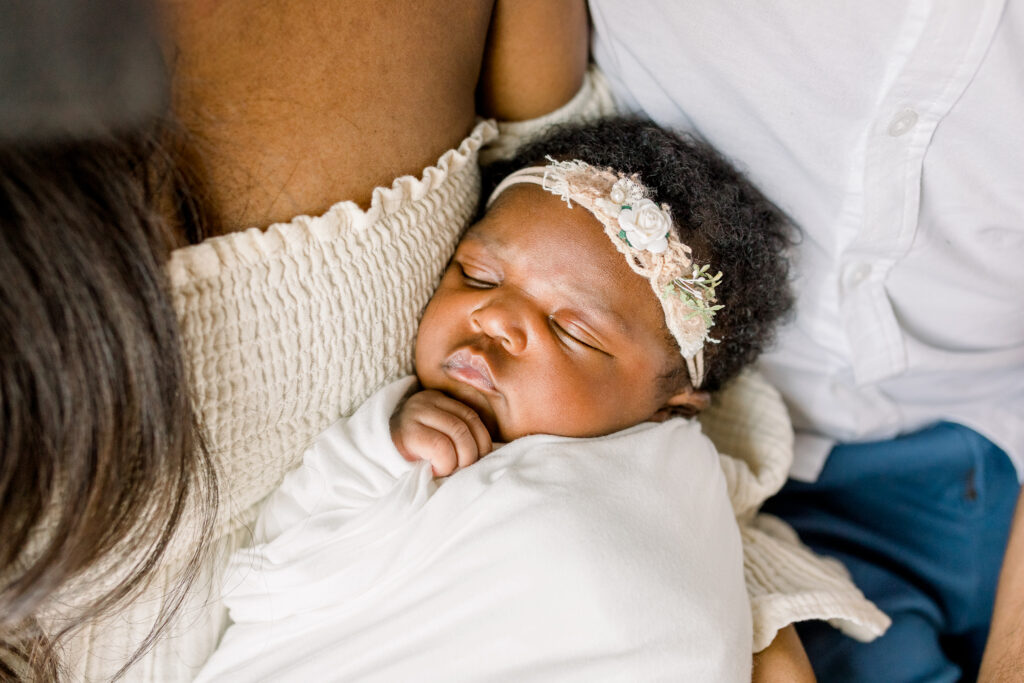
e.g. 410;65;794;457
389;390;493;477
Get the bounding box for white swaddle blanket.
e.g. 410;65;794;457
197;377;752;681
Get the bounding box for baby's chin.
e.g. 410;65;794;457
499;416;651;443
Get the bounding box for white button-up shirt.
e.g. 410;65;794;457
591;0;1024;480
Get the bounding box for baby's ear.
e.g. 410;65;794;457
661;388;710;418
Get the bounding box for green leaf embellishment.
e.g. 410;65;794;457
617;229;633;247
660;265;725;344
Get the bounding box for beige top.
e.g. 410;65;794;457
53;69;886;680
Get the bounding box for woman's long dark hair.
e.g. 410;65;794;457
0;122;217;679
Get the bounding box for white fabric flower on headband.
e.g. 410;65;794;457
598;178;672;254
617;198;670;254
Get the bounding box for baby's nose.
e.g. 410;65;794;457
470;298;533;354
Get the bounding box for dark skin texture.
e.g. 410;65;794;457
477;0;590;120
162;0;587;234
752;625;816;682
394;185;703;474
979;490;1024;682
164;0;491;230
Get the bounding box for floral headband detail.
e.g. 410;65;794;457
486;157;723;389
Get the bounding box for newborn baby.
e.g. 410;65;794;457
390;162;717;474
197;119;885;682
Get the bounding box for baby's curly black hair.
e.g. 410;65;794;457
483;117;795;393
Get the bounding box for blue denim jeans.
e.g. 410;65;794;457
763;422;1020;682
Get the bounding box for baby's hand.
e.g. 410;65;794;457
389;390;493;477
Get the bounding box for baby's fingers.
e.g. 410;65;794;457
415;407;486;475
424;394;493;459
394;422;459;476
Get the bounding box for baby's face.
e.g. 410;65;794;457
415;185;691;442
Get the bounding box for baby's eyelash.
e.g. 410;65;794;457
458;264;496;289
549;317;596;351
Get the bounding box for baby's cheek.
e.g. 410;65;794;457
514;380;608;439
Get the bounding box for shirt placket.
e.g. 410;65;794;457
839;0;1005;387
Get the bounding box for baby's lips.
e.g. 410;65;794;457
444;348;497;392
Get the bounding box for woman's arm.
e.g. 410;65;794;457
752;625;816;682
477;0;589;121
979;488;1024;682
167;0;495;229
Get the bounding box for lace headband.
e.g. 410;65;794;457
486;157;722;389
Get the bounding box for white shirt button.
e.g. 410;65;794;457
845;262;871;287
888;109;919;137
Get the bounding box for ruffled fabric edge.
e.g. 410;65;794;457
745;515;891;652
700;370;793;518
166;119;498;288
699;372;890;651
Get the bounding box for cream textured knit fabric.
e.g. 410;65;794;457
167;122;495;542
700;371;890;651
56;125;501;680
